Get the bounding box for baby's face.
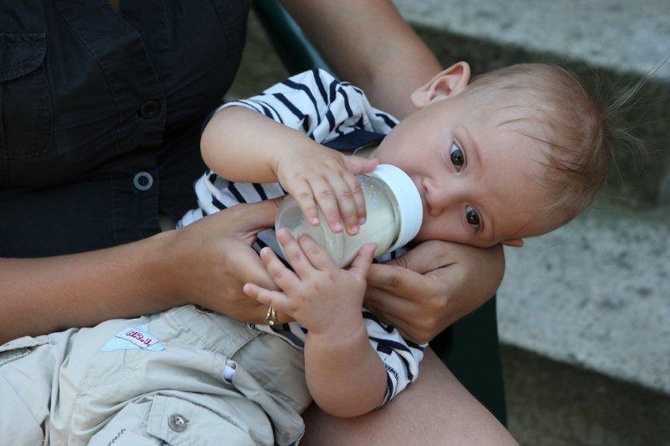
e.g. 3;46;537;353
374;93;556;248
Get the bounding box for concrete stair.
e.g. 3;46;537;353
394;0;670;208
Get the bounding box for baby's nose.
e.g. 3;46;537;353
428;189;455;217
428;186;461;216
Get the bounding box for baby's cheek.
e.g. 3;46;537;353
416;220;452;244
418;217;481;247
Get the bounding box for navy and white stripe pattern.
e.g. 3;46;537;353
178;69;425;405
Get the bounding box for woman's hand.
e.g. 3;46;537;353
160;199;283;324
364;240;505;344
0;200;283;344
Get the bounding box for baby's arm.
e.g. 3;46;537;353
243;229;387;417
202;107;377;234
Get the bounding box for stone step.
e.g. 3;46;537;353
394;0;670;208
498;201;670;395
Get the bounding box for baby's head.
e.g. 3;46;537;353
373;61;609;248
462;63;609;227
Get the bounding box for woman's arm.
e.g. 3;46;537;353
280;0;442;118
0;200;279;344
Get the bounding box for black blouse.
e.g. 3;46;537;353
0;0;252;257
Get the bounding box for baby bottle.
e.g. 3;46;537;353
275;164;423;268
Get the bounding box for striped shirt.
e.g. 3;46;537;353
178;69;425;406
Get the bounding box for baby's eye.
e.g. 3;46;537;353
450;143;465;171
465;205;480;229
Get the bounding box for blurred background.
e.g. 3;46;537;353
232;1;670;443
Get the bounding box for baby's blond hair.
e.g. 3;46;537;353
463;63;615;231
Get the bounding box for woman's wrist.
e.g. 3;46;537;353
143;229;190;309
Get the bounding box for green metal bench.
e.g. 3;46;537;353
252;0;507;425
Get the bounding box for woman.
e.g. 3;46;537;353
0;1;513;444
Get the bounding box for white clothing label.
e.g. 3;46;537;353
102;324;165;352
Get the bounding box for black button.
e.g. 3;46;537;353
139;100;160;119
133;172;154;191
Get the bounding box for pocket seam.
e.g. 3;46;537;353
0;337;53;367
0;33;47;81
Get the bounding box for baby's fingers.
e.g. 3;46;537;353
242;283;285;307
290;181;320;226
313;170;366;235
339;156;378;234
343;155;379;176
242;283;293;324
276;229;328;275
342;172;367;228
309;178;345;234
259;246;299;291
296;232;338;271
324;174;362;235
348;243;377;278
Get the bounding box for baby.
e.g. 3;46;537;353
188;62;609;417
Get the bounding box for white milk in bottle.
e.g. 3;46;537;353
275;164;423;267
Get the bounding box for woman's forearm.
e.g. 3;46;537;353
282;0;441;118
0;233;176;343
0;200;281;344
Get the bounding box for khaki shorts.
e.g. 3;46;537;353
0;305;310;445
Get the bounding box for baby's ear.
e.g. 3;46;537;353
411;62;471;108
502;238;524;248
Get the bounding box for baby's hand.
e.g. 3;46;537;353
243;229;376;336
275;146;378;235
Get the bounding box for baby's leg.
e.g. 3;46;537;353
88;393;270;446
0;332;72;444
63;306;306;445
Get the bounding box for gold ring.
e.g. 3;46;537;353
264;306;278;326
